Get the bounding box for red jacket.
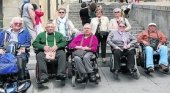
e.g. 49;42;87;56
35;10;44;25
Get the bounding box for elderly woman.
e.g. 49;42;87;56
69;23;98;83
109;8;131;32
90;7;109;63
107;22;136;76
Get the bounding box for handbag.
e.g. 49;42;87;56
148;30;160;50
0;53;18;75
72;49;87;58
72;35;93;58
44;32;56;61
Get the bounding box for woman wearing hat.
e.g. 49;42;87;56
137;23;169;73
109;8;131;32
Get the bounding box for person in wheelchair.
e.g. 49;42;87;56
137;23;169;73
68;23;98;83
32;21;67;84
107;22;137;77
0;17;31;80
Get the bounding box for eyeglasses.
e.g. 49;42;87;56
14;22;22;26
59;12;65;14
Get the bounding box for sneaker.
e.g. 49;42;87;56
147;67;154;73
38;78;49;84
159;64;169;72
129;68;137;74
76;74;88;83
89;72;97;82
56;74;66;80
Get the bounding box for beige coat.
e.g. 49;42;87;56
109;17;131;32
90;16;110;35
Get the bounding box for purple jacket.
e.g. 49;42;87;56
69;34;98;52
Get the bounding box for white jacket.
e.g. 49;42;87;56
90;16;109;35
109;17;131;32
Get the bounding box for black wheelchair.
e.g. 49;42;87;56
35;49;66;88
67;51;101;87
137;43;170;74
110;47;140;79
0;42;31;93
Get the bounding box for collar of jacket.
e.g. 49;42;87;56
6;28;24;34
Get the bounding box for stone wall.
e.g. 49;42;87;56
130;4;170;40
3;0;20;27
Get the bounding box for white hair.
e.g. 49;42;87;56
10;17;23;25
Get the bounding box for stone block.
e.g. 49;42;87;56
3;8;20;17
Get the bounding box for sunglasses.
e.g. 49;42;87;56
119;26;125;28
114;12;120;13
14;22;22;26
59;12;65;14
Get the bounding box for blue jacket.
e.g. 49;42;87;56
0;28;31;47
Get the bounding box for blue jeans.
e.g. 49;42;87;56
145;45;169;68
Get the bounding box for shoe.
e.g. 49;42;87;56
77;74;88;83
129;68;137;74
89;72;97;82
114;70;119;79
159;64;169;72
102;58;106;63
147;67;154;73
56;74;66;80
38;78;49;84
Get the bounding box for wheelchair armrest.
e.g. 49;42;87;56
131;43;140;48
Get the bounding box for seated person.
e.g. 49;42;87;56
32;21;67;84
0;17;31;80
107;22;137;75
137;23;169;73
68;23;98;82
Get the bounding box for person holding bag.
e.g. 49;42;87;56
137;23;169;73
69;23;98;83
32;21;67;84
90;7;109;63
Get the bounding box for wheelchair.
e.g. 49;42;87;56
68;51;101;87
35;49;66;88
137;43;170;74
0;42;31;93
110;47;140;80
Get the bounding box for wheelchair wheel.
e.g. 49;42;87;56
110;55;114;72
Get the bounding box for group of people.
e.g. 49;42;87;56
0;1;169;90
20;0;44;40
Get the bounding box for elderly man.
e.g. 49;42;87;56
0;17;31;80
137;23;169;73
69;23;98;83
32;21;67;84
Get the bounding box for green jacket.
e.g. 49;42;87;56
32;31;67;50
